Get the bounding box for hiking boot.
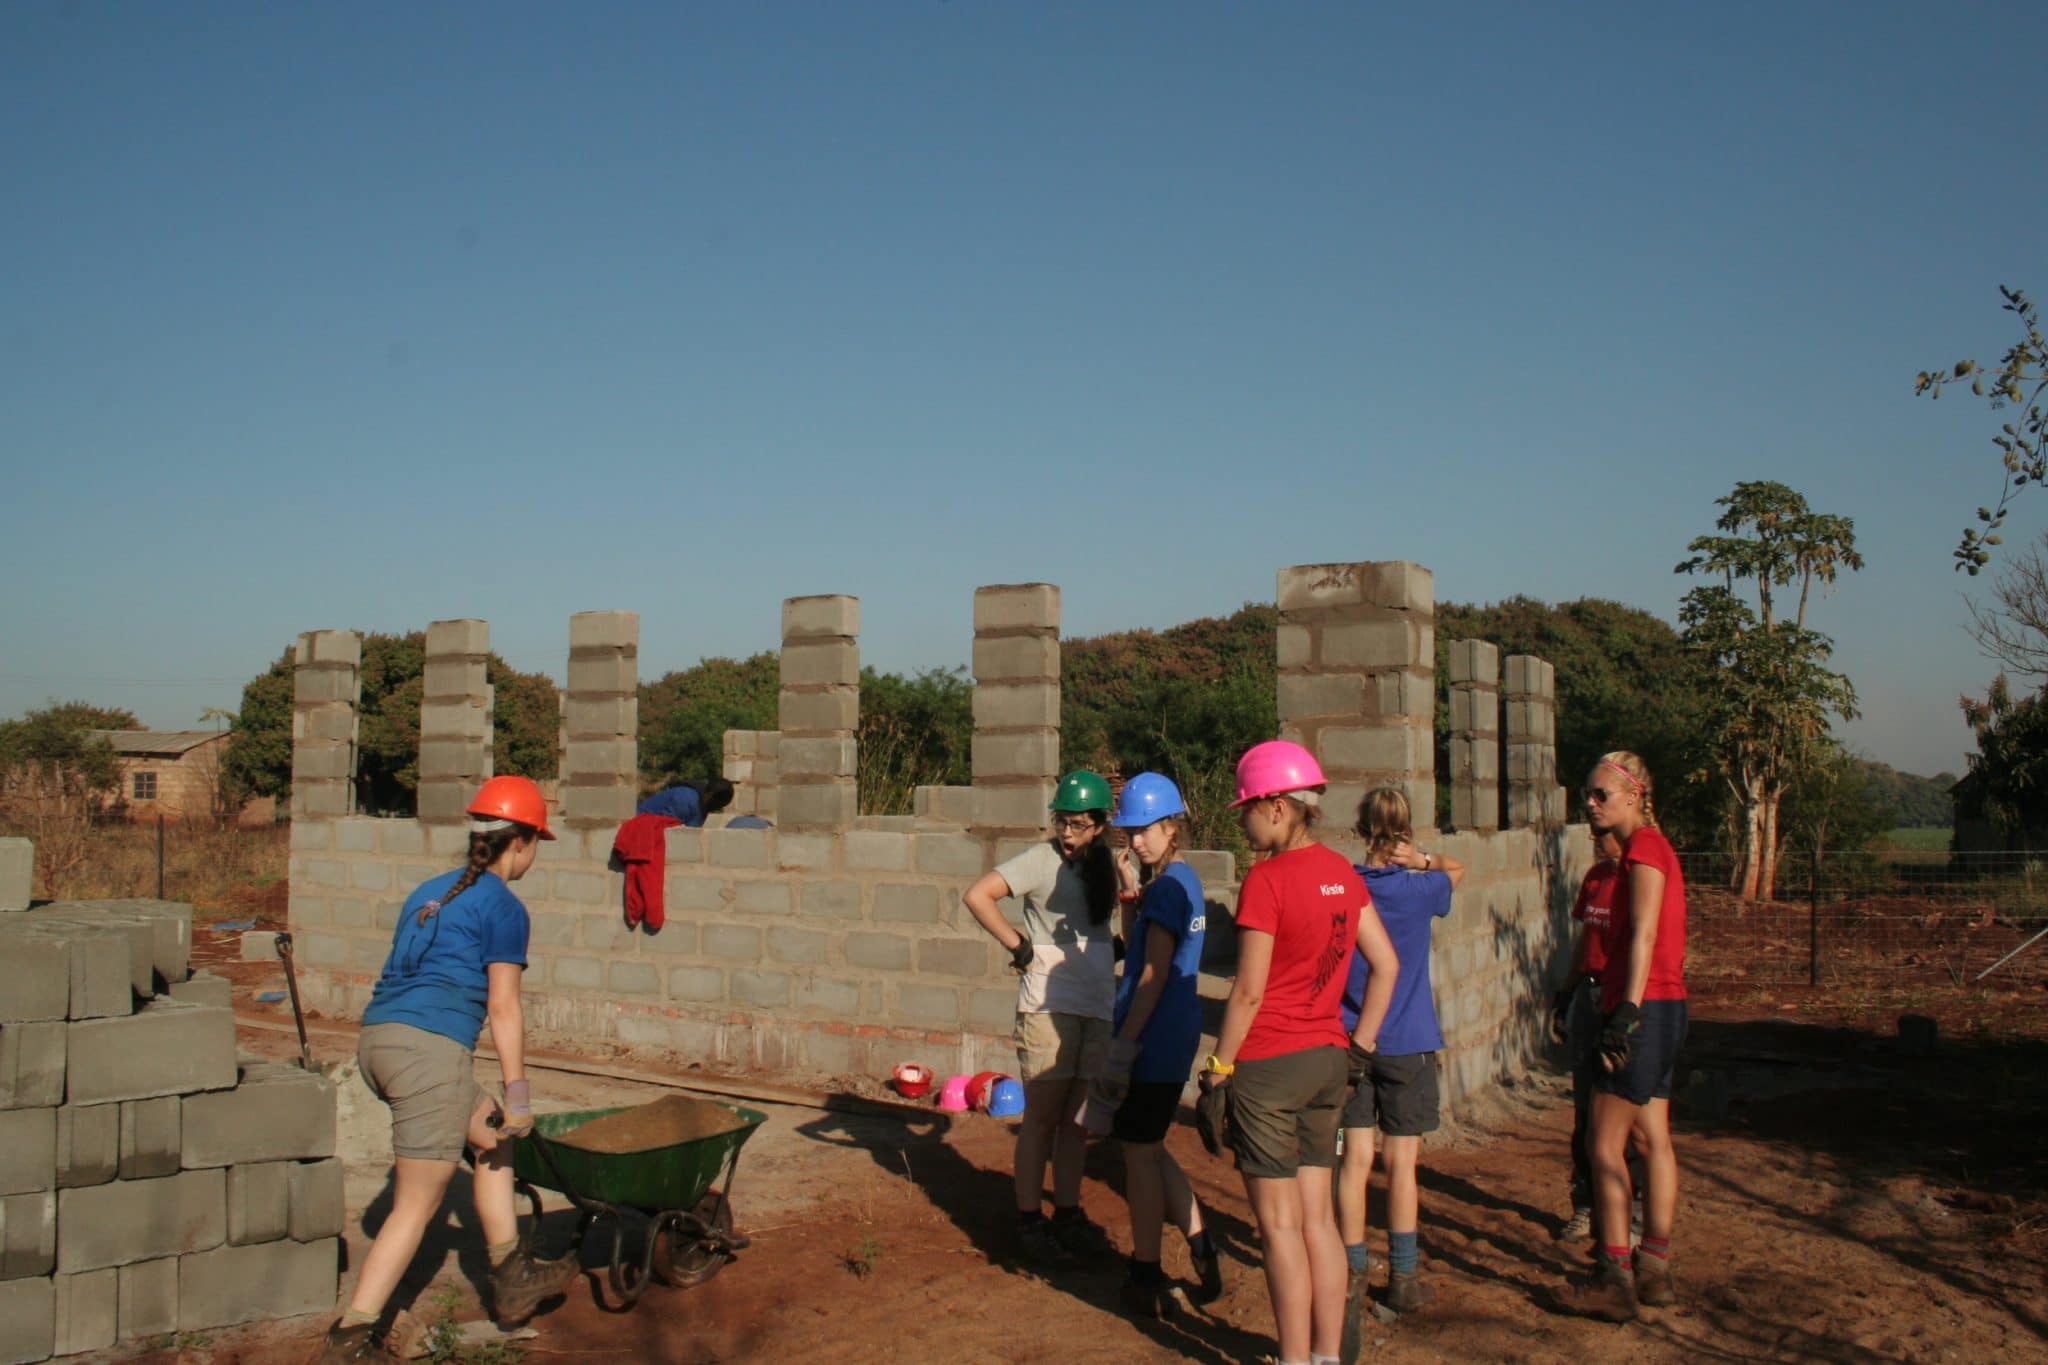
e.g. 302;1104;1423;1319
1556;1207;1594;1243
490;1247;580;1325
1565;1254;1639;1323
1340;1266;1371;1364
1016;1218;1073;1267
1047;1208;1111;1260
1634;1252;1676;1307
1189;1240;1224;1304
1119;1269;1175;1320
317;1321;393;1364
1385;1269;1434;1314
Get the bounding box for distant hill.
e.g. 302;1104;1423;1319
1852;758;1955;828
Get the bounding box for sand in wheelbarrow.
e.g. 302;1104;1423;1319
551;1095;749;1154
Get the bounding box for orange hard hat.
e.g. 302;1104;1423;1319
466;775;556;840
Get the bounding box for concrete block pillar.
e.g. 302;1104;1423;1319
721;730;781;821
416;619;493;825
1275;562;1435;829
971;584;1060;835
1504;655;1565;827
1447;639;1500;832
561;612;639;827
778;596;859;829
290;631;360;821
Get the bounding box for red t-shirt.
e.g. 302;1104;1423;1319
1233;843;1369;1062
1572;860;1621;978
1600;826;1688;1012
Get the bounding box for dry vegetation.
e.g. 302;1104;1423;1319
25;819;290;921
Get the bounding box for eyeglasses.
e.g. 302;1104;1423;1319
1583;786;1618;804
1051;816;1095;833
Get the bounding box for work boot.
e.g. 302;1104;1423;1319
1555;1207;1594;1244
1340;1265;1371;1364
316;1321;392;1364
1189;1240;1224;1304
1385;1269;1434;1314
1016;1218;1073;1267
1119;1262;1175;1320
1635;1252;1676;1307
490;1246;580;1325
1047;1207;1112;1260
1565;1253;1639;1323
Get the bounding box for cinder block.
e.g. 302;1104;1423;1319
295;630;361;667
569;610;639;651
914;835;986;878
1362;561;1435;613
177;1235;338;1330
891;983;960;1029
972;582;1060;632
292;667;359;704
118;1257;178;1340
971;635;1058;683
970;732;1058;781
53;1267;115;1355
55;1106;117;1189
728;971;789;1009
607;962;660;995
771;834;835;873
734;882;790;915
708;829;772;870
168;972;233;1009
226;1163;290;1245
241;929;281;962
180;1065;336;1168
778;640;859;688
120;1098;181;1179
1320;618;1420;671
550;870;608;905
0;1023;64;1111
843;832;909;872
777;688;857;734
67;999;235;1105
970;682;1060;731
549;957;601;991
57;1168;225;1271
0;842;28;914
563;738;634;778
794;976;861;1016
781;594;860;640
971;783;1055;832
967;988;1014;1034
1318;725;1415;774
1447;639;1499;686
0;1111;54;1196
872;884;942;924
666;968;725;1003
0;932;68;1022
0;1276;53;1365
0;1192;55;1279
420;659;489;703
766;927;828;965
1277;562;1368;611
566;653;636;695
779;736;856;779
1276;623;1312;669
912;786;976;824
565;695;636;737
844;933;912;972
286;1159;344;1241
703;925;762;962
917;938;989;977
29;914;147;999
800;881;862;919
777;782;855;829
1181;850;1235;888
424;616;490;659
1276;673;1366;721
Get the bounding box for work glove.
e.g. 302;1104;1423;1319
1008;940;1035;975
1549;990;1575;1048
1346;1039;1374;1088
1195;1076;1230;1157
1090;1038;1139;1112
499;1078;534;1139
1596;1001;1643;1074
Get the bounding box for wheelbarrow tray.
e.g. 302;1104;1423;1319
514;1102;768;1212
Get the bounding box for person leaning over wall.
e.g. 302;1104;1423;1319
963;770;1122;1265
637;776;734;827
1196;741;1400;1365
319;776;579;1365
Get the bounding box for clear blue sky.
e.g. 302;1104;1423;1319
5;2;2043;778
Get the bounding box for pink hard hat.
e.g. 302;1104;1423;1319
937;1075;972;1113
1232;740;1327;808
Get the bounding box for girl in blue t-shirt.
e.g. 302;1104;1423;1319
1088;774;1223;1317
320;777;577;1364
1336;786;1464;1326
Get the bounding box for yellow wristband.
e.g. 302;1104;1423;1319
1204;1055;1236;1077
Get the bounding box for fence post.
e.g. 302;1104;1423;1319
156;813;165;900
1808;845;1820;987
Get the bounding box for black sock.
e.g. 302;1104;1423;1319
1017;1210;1045;1226
1188;1229;1215;1260
1051;1205;1084;1224
1129;1257;1163;1285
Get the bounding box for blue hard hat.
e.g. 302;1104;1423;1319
987;1078;1025;1118
1112;772;1187;828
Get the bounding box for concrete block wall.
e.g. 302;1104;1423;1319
416;618;492;826
0;840;29;913
1504;655;1568;828
562;611;639;829
778;597;859;830
971;584;1060;836
1447;639;1501;832
290;630;359;821
721;730;780;821
0;899;339;1364
1276;562;1435;828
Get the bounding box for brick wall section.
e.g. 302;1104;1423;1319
1447;639;1501;832
561;611;638;829
968;584;1059;836
415;619;492;826
721;730;780;821
289;630;359;821
1275;562;1435;825
1504;655;1567;828
777;597;858;830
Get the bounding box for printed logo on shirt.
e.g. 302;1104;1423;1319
1312;908;1348;997
1320;884;1349;895
1188;915;1206;934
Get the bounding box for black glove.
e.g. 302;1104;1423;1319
1597;1001;1643;1073
1549;990;1575;1047
1195;1078;1230;1157
1347;1040;1374;1087
1008;940;1035;975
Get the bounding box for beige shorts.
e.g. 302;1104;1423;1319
359;1022;490;1162
1013;1011;1111;1084
1229;1046;1348;1179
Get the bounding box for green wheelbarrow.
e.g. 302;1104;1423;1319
509;1100;769;1310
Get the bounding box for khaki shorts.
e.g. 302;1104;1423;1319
359;1022;490;1162
1013;1011;1112;1084
1228;1046;1347;1179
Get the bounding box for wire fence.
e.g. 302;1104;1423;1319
1677;850;2048;988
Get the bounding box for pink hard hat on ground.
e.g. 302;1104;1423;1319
1231;739;1327;807
937;1075;972;1113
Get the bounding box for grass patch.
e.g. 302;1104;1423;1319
1878;826;1953;852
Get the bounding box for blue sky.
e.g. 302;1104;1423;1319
4;2;2043;777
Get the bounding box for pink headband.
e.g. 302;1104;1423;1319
1598;760;1642;793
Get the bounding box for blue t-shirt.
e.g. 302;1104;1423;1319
1112;862;1207;1084
361;869;531;1048
1340;864;1452;1056
637;786;705;826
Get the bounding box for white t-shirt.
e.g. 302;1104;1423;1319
995;840;1115;1020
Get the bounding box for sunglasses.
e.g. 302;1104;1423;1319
1582;786;1624;804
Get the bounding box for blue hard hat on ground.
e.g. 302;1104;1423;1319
987;1078;1025;1118
1112;772;1187;828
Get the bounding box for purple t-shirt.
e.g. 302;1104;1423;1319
1340;864;1452;1056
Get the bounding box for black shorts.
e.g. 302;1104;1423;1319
1597;1000;1688;1105
1112;1082;1183;1145
1340;1051;1440;1138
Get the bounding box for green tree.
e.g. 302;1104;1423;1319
1957;675;2048;848
0;701;136;896
1778;742;1891;864
858;666;973;814
1675;481;1863;899
1917;285;2048;574
638;653;781;788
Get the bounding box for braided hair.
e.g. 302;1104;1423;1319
417;823;531;925
1594;750;1658;829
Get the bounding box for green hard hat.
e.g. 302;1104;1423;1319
1050;770;1113;814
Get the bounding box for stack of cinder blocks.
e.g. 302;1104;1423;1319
1;885;339;1365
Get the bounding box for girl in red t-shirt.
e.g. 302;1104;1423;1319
1549;828;1622;1240
1567;751;1688;1323
1198;741;1400;1365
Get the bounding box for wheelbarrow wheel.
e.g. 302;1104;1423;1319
654;1194;735;1288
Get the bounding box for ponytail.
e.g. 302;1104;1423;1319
1073;816;1118;926
419;823;529;924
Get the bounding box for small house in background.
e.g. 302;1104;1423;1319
87;729;275;827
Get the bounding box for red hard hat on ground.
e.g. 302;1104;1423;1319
466;775;556;840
